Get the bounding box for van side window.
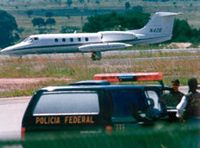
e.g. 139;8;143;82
33;92;100;115
111;89;145;119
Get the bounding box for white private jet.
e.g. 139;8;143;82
0;12;178;60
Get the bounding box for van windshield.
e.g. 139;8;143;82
145;89;162;117
33;91;100;116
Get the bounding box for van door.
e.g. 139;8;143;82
109;89;146;131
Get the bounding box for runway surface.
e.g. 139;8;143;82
0;48;200;61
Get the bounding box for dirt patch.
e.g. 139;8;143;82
167;42;192;48
0;77;71;93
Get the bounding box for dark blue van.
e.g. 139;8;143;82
21;72;171;139
21;84;169;138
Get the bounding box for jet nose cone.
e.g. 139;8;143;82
0;49;5;54
0;45;16;55
0;48;8;54
1;43;28;55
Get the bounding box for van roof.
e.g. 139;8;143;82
70;80;110;86
39;83;168;92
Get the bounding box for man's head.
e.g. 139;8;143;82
188;78;198;93
171;79;180;92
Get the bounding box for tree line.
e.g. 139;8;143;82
0;10;200;49
82;11;200;44
32;17;56;29
27;11;56;29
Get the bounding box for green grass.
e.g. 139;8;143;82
0;79;68;97
0;47;199;98
0;89;35;98
0;120;199;147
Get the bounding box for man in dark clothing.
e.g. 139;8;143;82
176;78;200;119
162;79;184;108
159;79;184;118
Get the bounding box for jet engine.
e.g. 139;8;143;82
99;31;136;42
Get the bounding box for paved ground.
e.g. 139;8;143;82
0;96;30;140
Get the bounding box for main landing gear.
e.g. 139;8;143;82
91;51;102;61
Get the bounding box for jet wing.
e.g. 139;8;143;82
78;43;132;52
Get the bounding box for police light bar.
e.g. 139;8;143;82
94;72;163;82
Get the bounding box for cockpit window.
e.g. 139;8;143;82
22;37;39;43
22;37;34;43
34;37;39;41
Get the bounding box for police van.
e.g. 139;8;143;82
21;72;170;139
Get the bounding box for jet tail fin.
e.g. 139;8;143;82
130;12;179;42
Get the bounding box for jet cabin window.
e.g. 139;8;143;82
55;38;58;42
62;38;66;42
70;38;73;42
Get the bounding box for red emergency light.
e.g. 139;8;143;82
94;72;163;82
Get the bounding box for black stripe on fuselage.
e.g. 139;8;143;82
9;42;94;53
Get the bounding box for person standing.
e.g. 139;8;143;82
162;79;184;108
176;78;200;120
